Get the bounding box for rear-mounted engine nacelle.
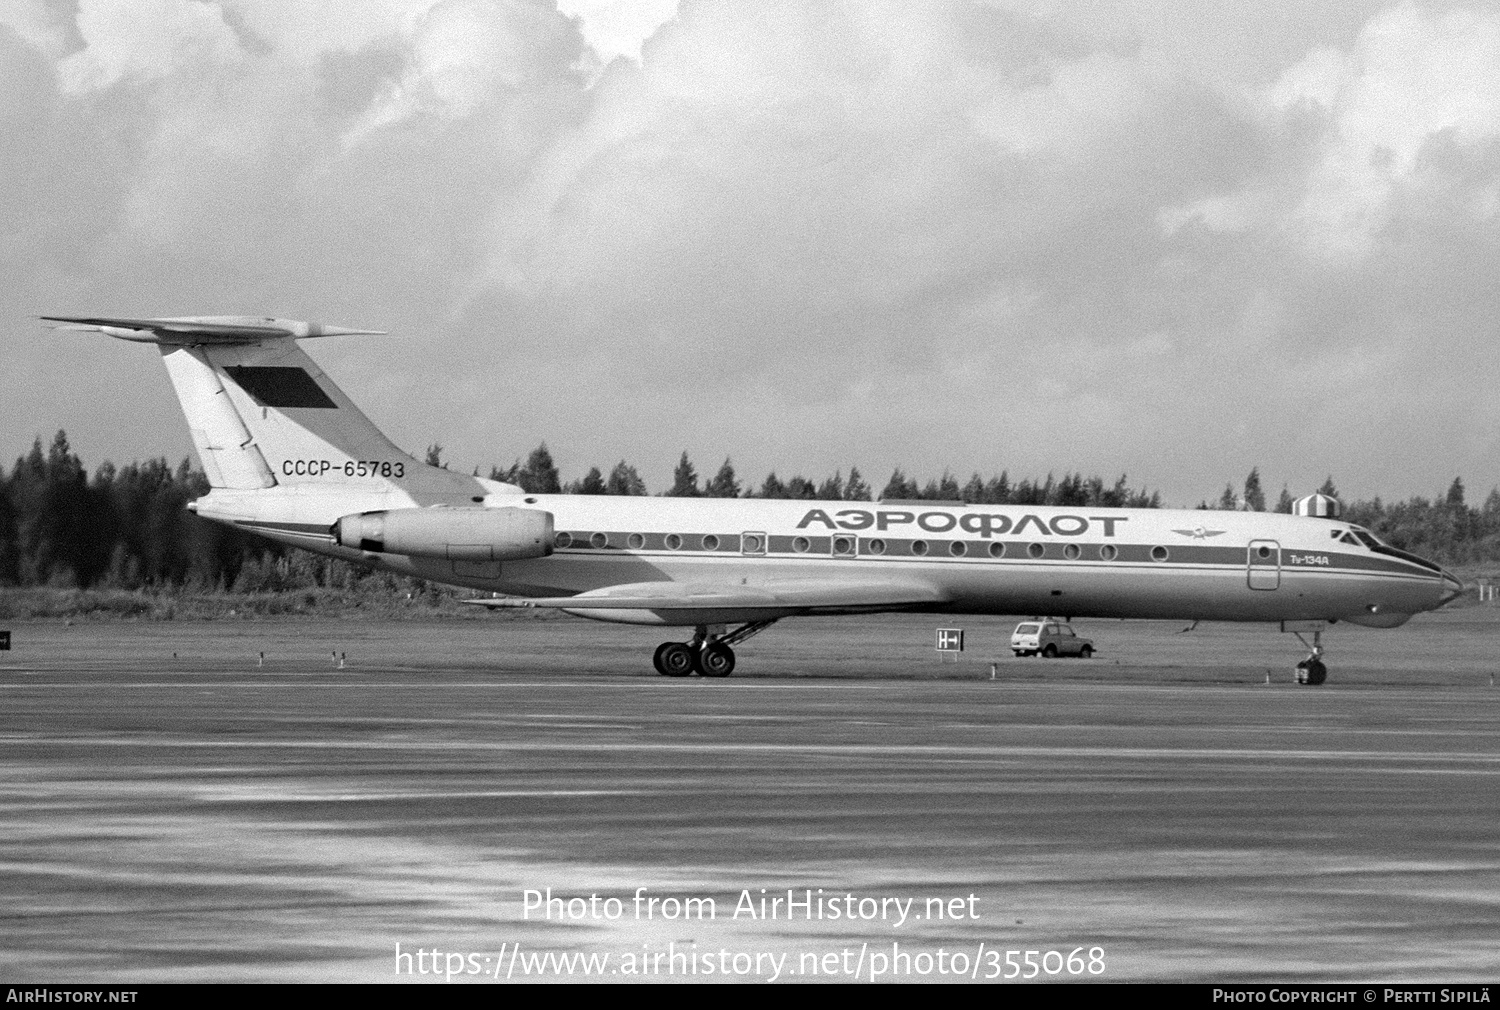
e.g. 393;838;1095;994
333;506;554;561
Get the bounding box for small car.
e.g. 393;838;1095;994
1011;620;1095;658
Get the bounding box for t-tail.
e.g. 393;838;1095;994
43;315;486;502
41;315;542;574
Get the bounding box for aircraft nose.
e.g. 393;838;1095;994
1439;570;1465;605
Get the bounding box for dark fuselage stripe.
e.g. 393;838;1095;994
549;531;1429;579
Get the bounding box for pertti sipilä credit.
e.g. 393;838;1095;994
796;509;1128;538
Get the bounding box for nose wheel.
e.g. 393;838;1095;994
1292;628;1328;685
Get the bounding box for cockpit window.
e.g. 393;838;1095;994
1334;526;1384;549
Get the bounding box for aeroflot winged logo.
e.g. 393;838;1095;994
797;509;1128;538
1172;526;1226;540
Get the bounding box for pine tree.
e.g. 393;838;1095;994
1243;468;1266;511
705;458;741;498
843;467;871;501
758;473;786;498
11;432;92;586
984;472;1011;504
815;471;843;500
1217;483;1238;510
9;438;46;584
1275;486;1294;513
489;462;519;484
606;461;646;495
576;467;606;494
425;444;444;468
880;468;918;500
0;457;15;585
1055;473;1087;507
667;452;700;497
518;444;561;494
1445;477;1465;509
1011;478;1042;505
786;476;817;499
48;431;93;585
1317;476;1339;500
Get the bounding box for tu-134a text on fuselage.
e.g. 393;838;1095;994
45;315;1463;681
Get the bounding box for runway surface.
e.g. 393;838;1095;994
1;610;1498;982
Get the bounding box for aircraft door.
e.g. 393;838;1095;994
1247;540;1280;590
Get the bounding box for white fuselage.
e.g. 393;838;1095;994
194;485;1460;628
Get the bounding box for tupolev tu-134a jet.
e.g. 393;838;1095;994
46;315;1463;683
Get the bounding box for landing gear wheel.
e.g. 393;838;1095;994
1296;657;1327;686
1080;645;1093;659
656;642;695;677
696;642;735;678
1042;644;1058;658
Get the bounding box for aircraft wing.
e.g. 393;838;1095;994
41;315;384;344
465;578;951;615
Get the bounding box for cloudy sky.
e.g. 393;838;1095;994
3;0;1498;506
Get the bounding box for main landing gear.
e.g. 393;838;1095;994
652;620;778;678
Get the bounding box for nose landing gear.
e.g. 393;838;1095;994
1291;626;1327;685
651;620;779;677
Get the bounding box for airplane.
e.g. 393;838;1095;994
44;315;1464;684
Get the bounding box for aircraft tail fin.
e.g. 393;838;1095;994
46;315;483;497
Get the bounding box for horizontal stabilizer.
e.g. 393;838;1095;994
41;315;384;345
466;578;950;614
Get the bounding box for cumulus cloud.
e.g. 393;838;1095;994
482;3;1205;333
58;0;246;93
2;1;1499;503
218;1;434;62
557;0;678;64
461;1;1268;490
2;0;80;60
1165;3;1500;260
345;0;585;143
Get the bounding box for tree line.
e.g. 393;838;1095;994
474;444;1164;507
0;432;261;590
1206;468;1500;565
2;434;1495;592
